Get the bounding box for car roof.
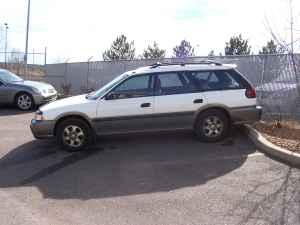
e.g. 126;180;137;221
127;62;237;76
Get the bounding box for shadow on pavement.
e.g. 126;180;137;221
0;106;34;116
228;166;300;225
0;129;255;200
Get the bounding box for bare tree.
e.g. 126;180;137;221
262;0;300;121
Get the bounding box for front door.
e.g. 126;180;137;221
0;81;10;104
95;74;155;134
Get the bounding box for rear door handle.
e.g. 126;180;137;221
193;99;203;104
141;103;151;108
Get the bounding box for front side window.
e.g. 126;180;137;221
109;75;153;99
0;70;23;83
88;73;129;100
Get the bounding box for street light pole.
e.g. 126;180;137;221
24;0;31;78
4;23;8;68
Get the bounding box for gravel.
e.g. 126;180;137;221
254;121;300;153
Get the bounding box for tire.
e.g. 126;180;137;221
15;92;35;111
194;109;230;142
56;118;92;152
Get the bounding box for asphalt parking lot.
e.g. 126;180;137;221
0;109;300;225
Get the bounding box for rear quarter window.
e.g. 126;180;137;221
187;70;247;91
226;69;252;89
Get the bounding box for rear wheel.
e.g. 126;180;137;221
56;118;91;152
15;92;34;110
194;109;230;142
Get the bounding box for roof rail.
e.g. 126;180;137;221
150;60;222;68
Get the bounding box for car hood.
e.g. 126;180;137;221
10;80;55;91
9;80;57;96
40;94;92;111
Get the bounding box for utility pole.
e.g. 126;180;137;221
24;0;31;78
4;23;8;68
290;0;294;54
288;0;300;99
0;24;2;52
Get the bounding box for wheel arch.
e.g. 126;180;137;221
193;104;231;127
14;91;34;103
54;113;94;136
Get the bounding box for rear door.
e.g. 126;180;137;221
152;71;205;130
95;74;155;134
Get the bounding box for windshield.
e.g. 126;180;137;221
0;70;23;83
87;73;129;99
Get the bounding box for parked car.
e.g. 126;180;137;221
0;68;57;110
31;61;262;152
256;72;299;114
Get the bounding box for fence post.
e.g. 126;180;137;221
44;47;47;65
44;47;47;76
64;58;70;84
86;56;93;91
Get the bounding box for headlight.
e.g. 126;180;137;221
34;110;44;121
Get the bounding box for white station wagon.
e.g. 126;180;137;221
31;61;262;151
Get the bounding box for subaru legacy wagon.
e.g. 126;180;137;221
31;61;262;151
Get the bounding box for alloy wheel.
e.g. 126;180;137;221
63;125;85;148
17;94;32;110
202;116;224;138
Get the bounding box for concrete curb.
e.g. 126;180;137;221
244;124;300;167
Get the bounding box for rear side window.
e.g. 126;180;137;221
155;72;184;95
159;73;182;87
187;70;245;91
155;72;197;95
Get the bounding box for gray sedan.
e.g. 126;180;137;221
0;68;57;110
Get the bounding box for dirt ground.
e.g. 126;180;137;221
254;121;300;152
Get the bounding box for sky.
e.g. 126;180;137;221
0;0;300;63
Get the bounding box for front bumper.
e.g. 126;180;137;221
32;94;58;105
230;105;262;124
30;119;56;139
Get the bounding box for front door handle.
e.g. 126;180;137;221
194;99;203;104
141;103;151;108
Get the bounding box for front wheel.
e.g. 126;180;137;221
56;118;92;152
194;109;230;142
15;93;35;110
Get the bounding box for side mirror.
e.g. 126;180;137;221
105;92;118;100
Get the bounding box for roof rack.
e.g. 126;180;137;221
150;60;223;68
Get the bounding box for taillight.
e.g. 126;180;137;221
245;87;256;98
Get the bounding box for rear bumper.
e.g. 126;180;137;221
230;106;262;124
30;119;55;139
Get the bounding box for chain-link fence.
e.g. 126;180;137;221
42;54;300;119
0;50;47;81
